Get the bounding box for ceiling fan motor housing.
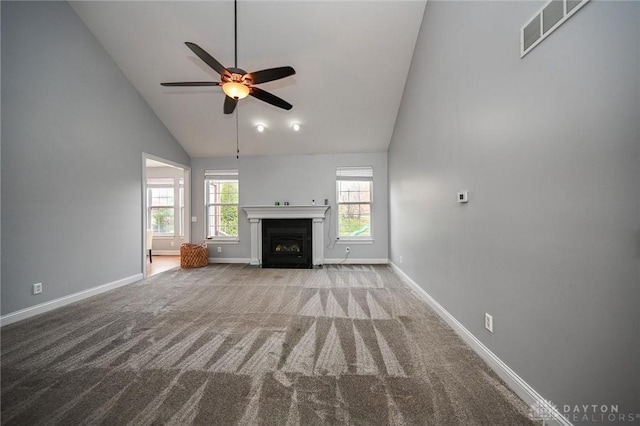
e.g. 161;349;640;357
223;68;248;83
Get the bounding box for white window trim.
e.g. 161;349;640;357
336;239;374;244
178;179;185;237
205;240;240;245
336;166;373;240
147;180;179;237
205;170;239;241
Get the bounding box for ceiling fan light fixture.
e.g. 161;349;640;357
222;82;250;100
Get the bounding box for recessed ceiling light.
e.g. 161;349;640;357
291;123;301;131
256;124;265;132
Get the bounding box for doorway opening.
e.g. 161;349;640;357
143;154;190;277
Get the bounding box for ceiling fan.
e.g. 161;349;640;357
161;1;295;114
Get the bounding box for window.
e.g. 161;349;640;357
179;178;184;237
336;166;373;238
147;178;175;235
205;169;239;239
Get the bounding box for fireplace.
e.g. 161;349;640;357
262;219;312;268
242;205;329;266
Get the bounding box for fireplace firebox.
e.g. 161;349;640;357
262;219;312;268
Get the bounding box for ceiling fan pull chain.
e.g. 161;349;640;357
236;108;240;159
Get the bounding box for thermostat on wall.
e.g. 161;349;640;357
457;191;469;203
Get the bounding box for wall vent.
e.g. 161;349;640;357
520;0;590;57
566;0;582;14
523;15;541;52
542;0;564;33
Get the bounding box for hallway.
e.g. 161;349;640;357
146;255;180;277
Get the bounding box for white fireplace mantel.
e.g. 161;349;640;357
242;205;329;266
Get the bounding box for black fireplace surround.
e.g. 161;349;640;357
262;219;312;268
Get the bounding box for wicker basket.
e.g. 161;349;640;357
180;243;208;268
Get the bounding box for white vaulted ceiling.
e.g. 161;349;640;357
70;1;426;158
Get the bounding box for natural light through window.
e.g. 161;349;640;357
147;178;175;235
179;178;184;237
336;166;373;239
205;170;239;240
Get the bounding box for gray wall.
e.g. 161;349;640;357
191;153;388;262
1;2;189;315
388;0;639;417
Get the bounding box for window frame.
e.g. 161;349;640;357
336;166;373;241
147;178;177;237
204;169;240;241
178;178;184;237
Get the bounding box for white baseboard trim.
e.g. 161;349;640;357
151;250;180;255
323;258;389;265
205;258;389;266
0;274;143;327
389;262;572;426
208;258;251;264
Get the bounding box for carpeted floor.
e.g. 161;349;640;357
1;264;536;425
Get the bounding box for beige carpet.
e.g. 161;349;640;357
1;264;536;425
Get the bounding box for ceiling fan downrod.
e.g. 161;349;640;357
234;0;238;69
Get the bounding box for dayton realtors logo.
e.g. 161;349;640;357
529;399;640;423
560;404;639;423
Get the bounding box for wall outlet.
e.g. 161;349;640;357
217;246;222;253
399;255;403;263
345;247;350;253
33;283;43;295
191;216;197;223
170;241;175;247
485;313;493;333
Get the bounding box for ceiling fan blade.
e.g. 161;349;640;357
246;66;295;85
185;42;228;77
250;87;292;110
224;96;238;114
161;82;221;87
